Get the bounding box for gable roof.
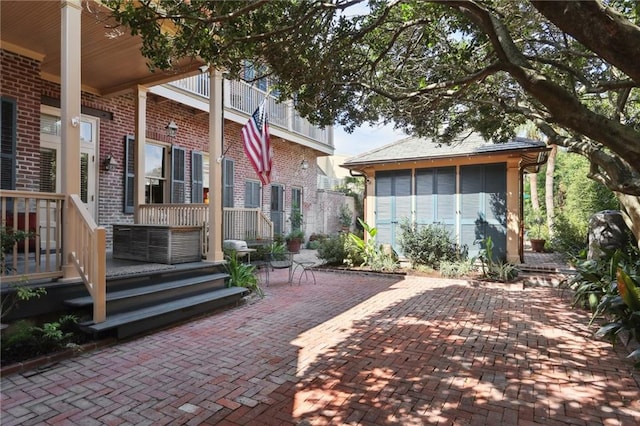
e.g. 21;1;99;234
342;133;549;169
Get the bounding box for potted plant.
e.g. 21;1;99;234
529;215;546;252
286;229;305;253
339;204;352;232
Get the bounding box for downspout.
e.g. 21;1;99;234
349;169;368;230
519;155;550;263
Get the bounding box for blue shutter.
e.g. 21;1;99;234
415;169;434;226
375;170;411;252
460;163;506;259
435;167;456;236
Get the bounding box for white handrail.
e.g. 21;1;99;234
68;194;106;324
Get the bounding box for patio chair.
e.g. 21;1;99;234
265;251;294;286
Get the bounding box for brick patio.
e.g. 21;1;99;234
1;269;639;425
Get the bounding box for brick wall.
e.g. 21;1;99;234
2;49;327;246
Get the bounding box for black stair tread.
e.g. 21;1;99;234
65;273;229;307
80;286;249;332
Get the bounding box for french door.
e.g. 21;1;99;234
40;106;99;248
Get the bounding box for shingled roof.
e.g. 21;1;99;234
342;133;548;168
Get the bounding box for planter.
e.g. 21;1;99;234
530;239;546;252
286;238;302;253
113;224;202;264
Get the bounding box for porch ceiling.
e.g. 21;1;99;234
0;1;204;97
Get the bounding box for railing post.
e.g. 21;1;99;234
94;227;106;323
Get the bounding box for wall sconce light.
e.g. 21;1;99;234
102;154;117;171
300;159;309;170
71;116;80;127
166;120;178;137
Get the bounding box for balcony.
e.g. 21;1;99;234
164;75;333;153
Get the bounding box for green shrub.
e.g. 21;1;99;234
568;247;640;368
440;259;476;278
345;219;398;271
399;221;464;269
1;315;83;365
477;236;518;282
550;213;587;259
317;234;347;265
224;251;264;298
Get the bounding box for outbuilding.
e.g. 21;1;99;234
342;134;550;263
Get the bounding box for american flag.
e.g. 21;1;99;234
241;102;273;185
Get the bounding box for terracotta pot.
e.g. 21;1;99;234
286;238;302;253
530;239;546;252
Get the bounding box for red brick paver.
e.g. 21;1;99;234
1;270;639;425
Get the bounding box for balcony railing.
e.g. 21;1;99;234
0;190;64;282
169;75;332;147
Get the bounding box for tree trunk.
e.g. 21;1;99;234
616;193;640;248
545;145;557;238
529;174;540;212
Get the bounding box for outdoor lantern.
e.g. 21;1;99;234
166;120;178;137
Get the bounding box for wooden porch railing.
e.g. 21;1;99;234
223;207;273;242
67;194;106;324
138;204;274;256
0;190;64;282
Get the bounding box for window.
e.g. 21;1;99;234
145;143;167;204
223;158;234;208
1;97;17;190
192;151;204;203
245;181;261;208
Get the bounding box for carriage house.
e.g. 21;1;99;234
342;134;549;263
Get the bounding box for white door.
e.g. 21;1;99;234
40;106;99;249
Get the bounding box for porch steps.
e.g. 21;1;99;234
65;273;230;314
77;287;248;339
65;265;249;339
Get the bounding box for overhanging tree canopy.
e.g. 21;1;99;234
105;0;640;239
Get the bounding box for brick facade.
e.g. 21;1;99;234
1;49;327;248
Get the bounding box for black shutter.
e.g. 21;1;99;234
222;158;234;207
191;151;203;203
123;135;135;214
171;146;186;203
1;97;17;191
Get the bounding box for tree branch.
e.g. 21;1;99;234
531;0;640;84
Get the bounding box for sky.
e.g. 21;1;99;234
332;122;408;156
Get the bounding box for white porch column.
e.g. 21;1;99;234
134;86;148;223
207;69;224;262
61;0;82;279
